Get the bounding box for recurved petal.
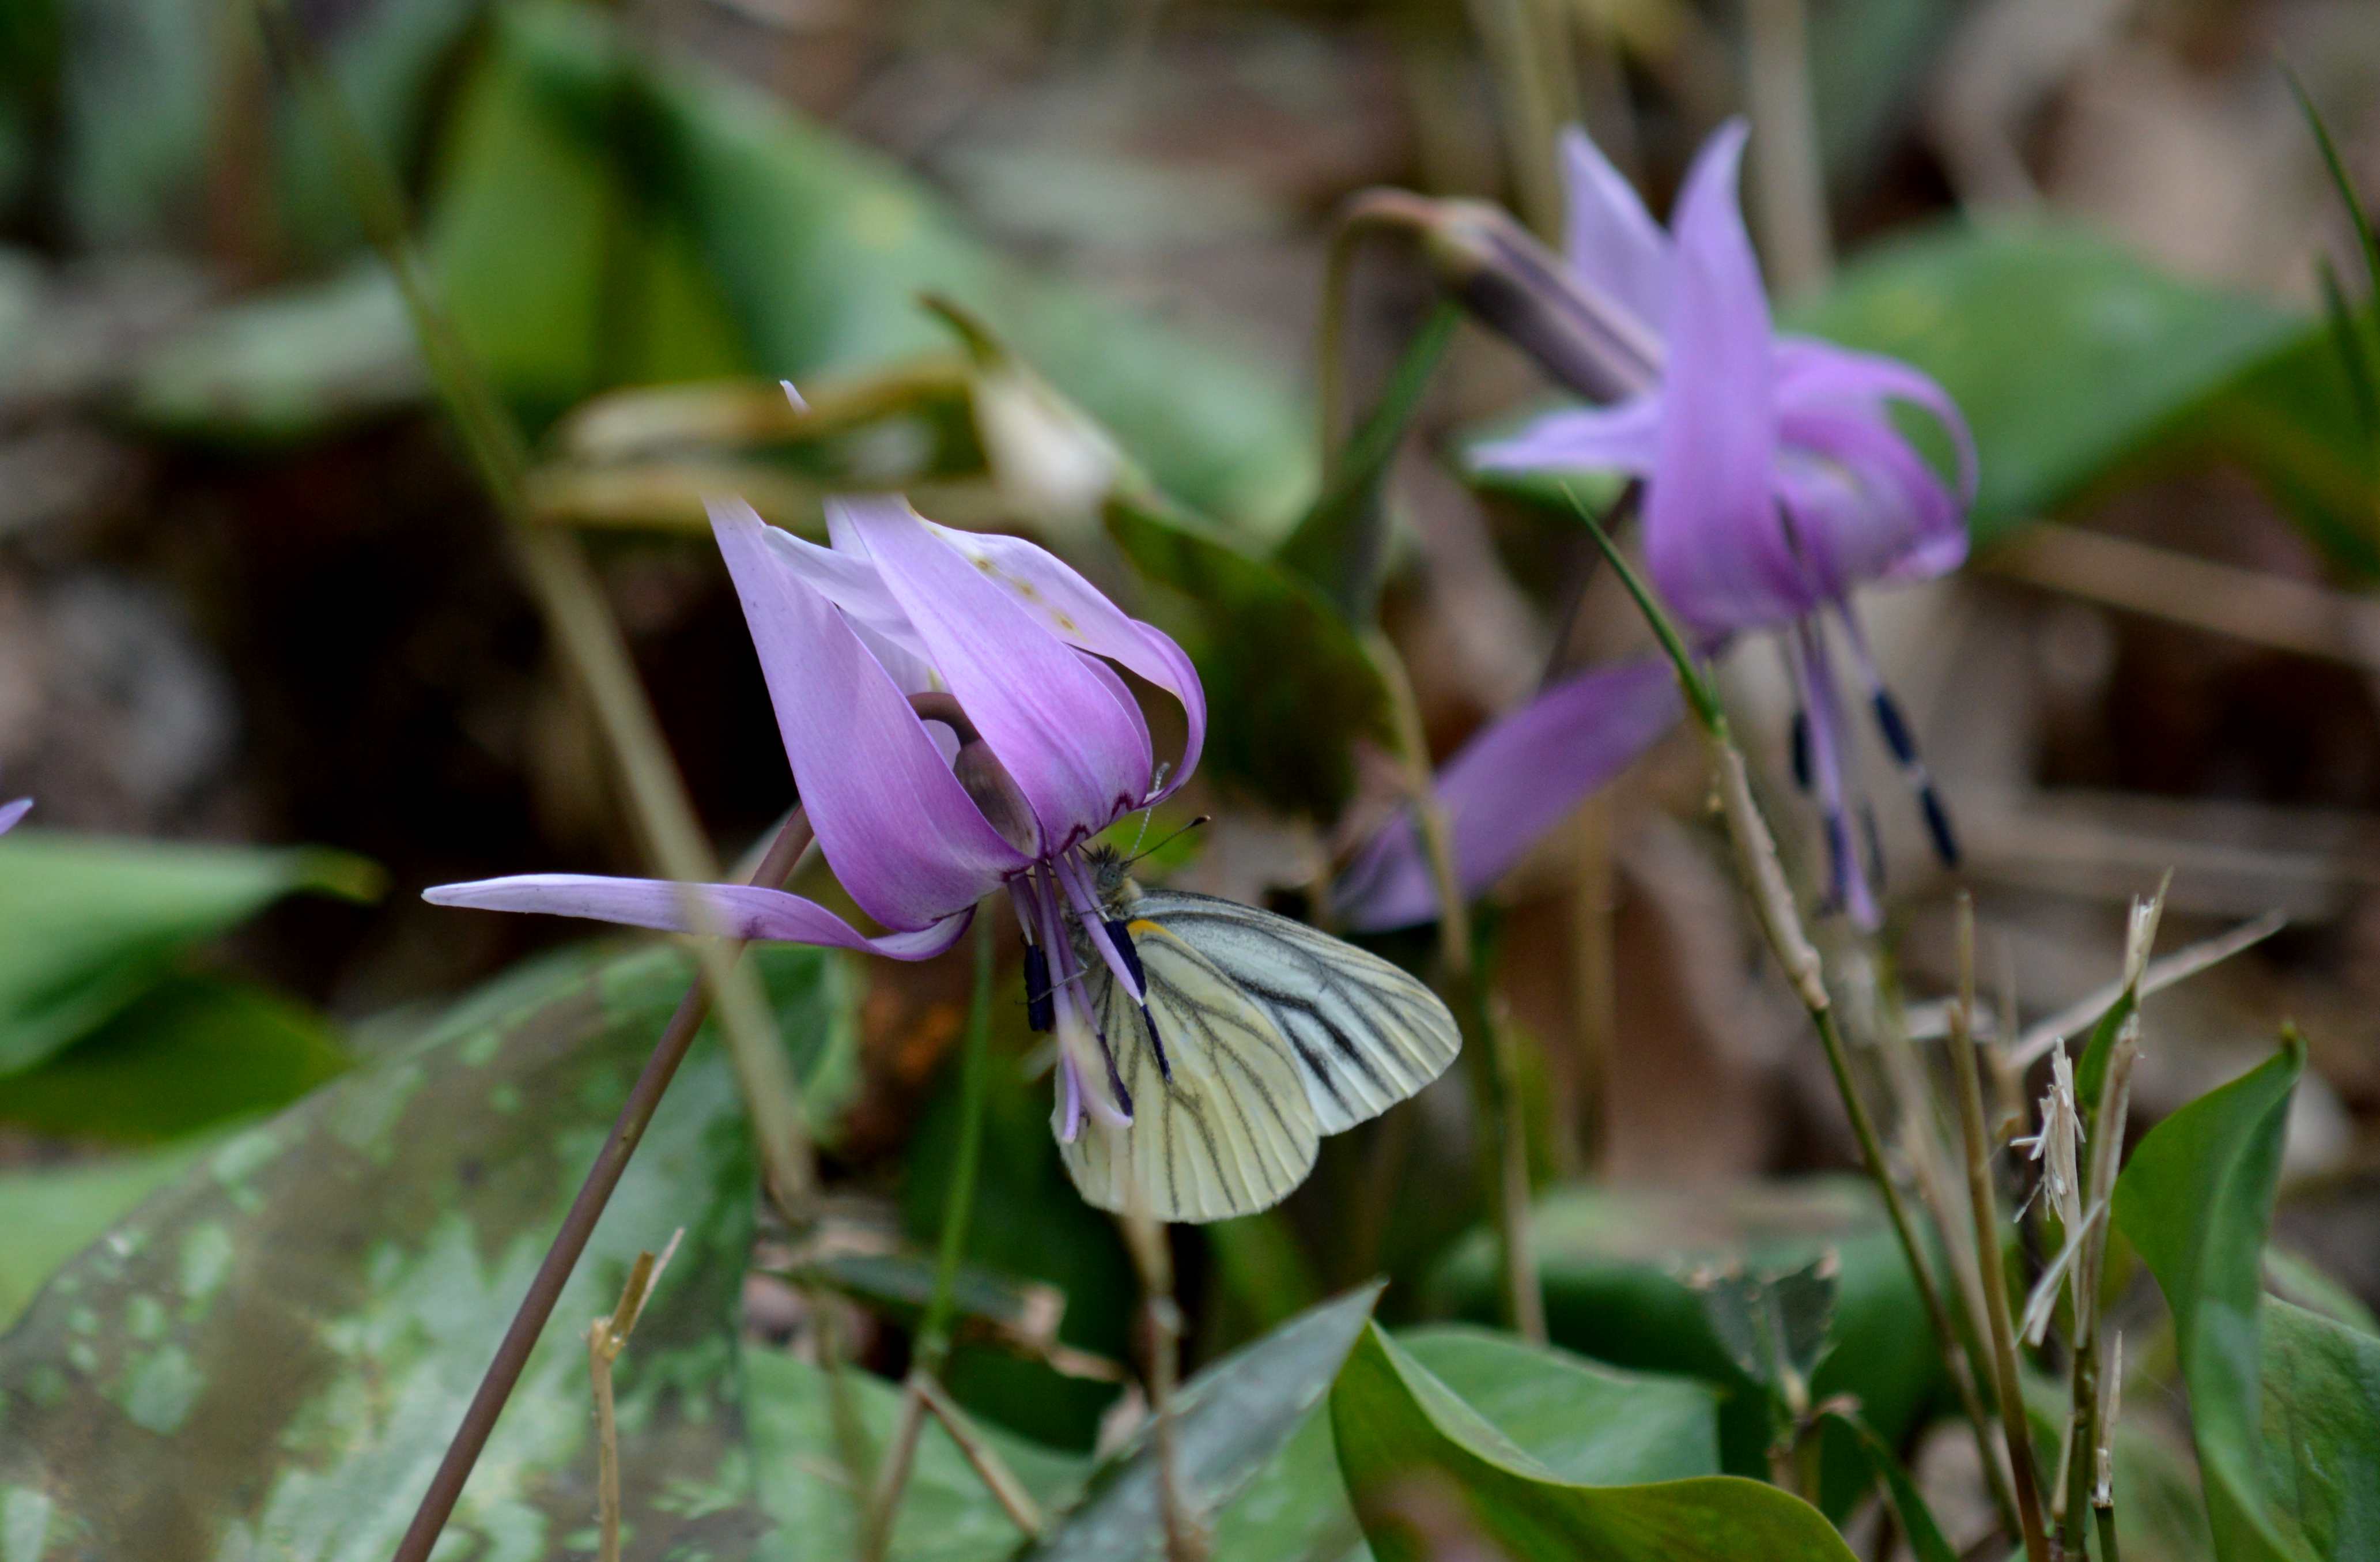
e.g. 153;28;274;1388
712;500;1031;927
836;497;1154;847
1774;337;1977;501
921;520;1207;798
1777;408;1968;590
1559;126;1672;333
0;798;27;835
1468;394;1664;477
1639;121;1810;637
1336;657;1684;932
423;874;974;959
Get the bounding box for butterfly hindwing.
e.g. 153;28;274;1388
1125;888;1461;1134
1061;919;1321;1223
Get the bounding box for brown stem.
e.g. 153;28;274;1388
391;810;816;1562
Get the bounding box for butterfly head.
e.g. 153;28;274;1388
1082;843;1140;919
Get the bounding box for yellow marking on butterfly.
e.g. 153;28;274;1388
1127;919;1164;937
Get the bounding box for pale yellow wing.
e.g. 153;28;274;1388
1060;919;1321;1224
1128;889;1460;1134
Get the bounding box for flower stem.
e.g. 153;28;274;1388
1365;631;1546;1344
1566;489;2023;1535
1123;1213;1208;1562
1947;898;2054;1562
388;810;816;1562
251;0;814;1212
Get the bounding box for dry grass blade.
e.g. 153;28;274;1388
586;1230;686;1562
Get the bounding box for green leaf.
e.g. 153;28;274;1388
1019;1283;1385;1561
1329;1323;1857;1562
0;974;350;1142
0;831;380;1077
0;937;846;1559
742;1348;1086;1562
2256;1299;2380;1559
901;1012;1135;1451
492;3;1312;531
1691;1252;1838;1408
1278;305;1458;622
1106;493;1391;818
1789;222;2309;546
1215;1326;1721;1561
1425;1178;1939;1508
0;1139;212;1330
1816;1410;1956;1562
2113;1034;2314;1562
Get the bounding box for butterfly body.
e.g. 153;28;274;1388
1057;846;1461;1221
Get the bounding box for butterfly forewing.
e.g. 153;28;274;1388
1061;920;1321;1222
1126;889;1461;1133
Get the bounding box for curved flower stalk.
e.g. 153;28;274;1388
0;798;27;835
1343;121;1974;933
428;494;1204;1141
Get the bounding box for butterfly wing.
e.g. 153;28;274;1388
1062;919;1321;1223
1125;888;1460;1133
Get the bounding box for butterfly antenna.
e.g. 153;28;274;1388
1129;814;1212;866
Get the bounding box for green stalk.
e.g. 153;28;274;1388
920;915;996;1372
1566;489;2024;1535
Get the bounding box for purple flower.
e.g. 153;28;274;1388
427;494;1204;1140
1343;122;1973;932
0;799;27;835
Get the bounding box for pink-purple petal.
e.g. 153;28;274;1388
1777;408;1968;590
922;520;1207;797
1774;338;1977;501
1337;657;1684;932
0;798;28;836
1559;126;1672;333
1468;395;1665;477
422;874;974;959
1641;120;1811;638
712;500;1030;927
837;498;1154;849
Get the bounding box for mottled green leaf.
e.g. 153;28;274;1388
1106;493;1391;819
0;1140;211;1331
742;1348;1085;1562
1790;222;2308;546
0;974;350;1142
1215;1326;1720;1562
1329;1323;1856;1562
1019;1283;1384;1562
2113;1035;2313;1562
1426;1178;1937;1511
490;3;1310;531
0;831;379;1077
0;938;847;1561
1692;1253;1837;1406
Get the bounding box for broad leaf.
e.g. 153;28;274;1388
0;832;379;1077
1329;1323;1857;1562
0;975;349;1143
1215;1326;1720;1561
742;1349;1086;1562
490;4;1310;531
1426;1178;1939;1508
0;939;848;1560
0;1140;211;1331
1816;1410;1955;1562
1790;222;2309;545
1019;1283;1384;1561
2255;1299;2380;1560
2113;1035;2312;1562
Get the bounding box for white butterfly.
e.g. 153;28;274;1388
1046;845;1461;1223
